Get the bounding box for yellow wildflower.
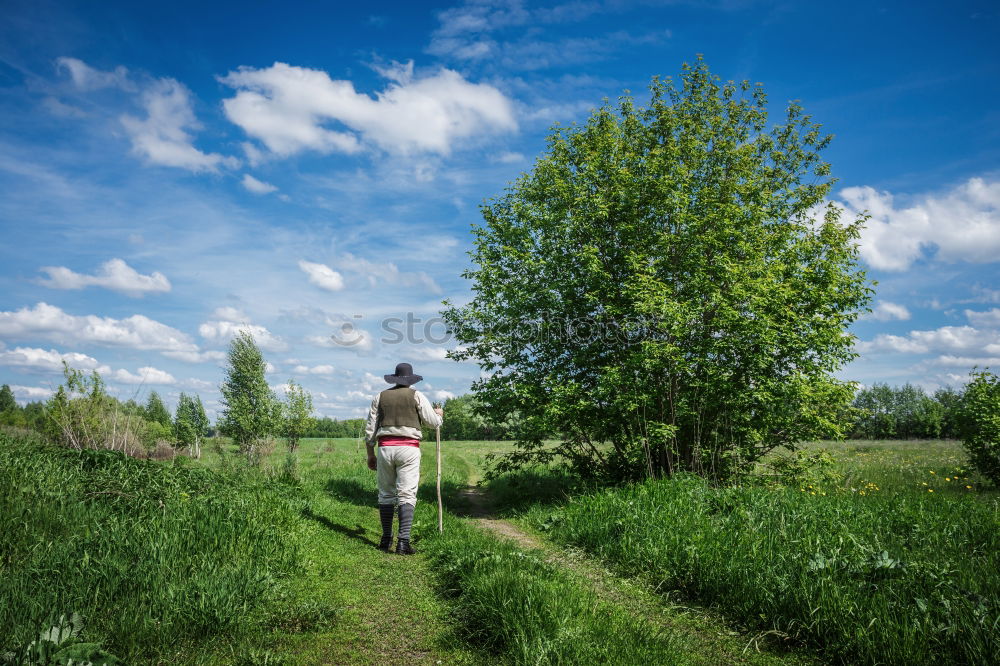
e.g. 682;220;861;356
930;471;936;475
927;489;934;493
966;485;972;489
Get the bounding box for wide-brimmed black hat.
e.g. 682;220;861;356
384;362;423;386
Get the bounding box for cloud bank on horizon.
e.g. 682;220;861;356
0;0;998;417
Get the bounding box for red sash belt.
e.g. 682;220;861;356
378;436;420;447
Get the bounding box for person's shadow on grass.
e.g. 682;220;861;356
301;507;377;547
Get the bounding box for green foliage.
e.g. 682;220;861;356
4;613;122;665
174;392;209;457
0;430;307;662
958;370;1000;486
0;400;49;432
299;416;365;439
527;474;999;665
444;57;872;483
934;386;964;439
852;383;954;439
218;331;281;462
281;380;315;452
423;518;691;664
46;363;147;454
439;394;517;440
757;447;842;488
0;383;16;413
143;391;172;429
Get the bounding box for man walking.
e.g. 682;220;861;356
365;362;443;555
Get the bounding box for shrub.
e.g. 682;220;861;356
958;370;1000;486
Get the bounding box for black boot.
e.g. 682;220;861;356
377;504;394;552
396;503;415;555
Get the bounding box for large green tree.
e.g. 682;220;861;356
218;331;280;461
444;58;873;483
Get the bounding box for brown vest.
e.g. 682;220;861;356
377;387;421;428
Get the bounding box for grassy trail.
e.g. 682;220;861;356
453;483;818;666
207;438;482;665
243;438;817;664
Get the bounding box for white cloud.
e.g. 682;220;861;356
0;346;108;373
928;355;1000;368
111;366;176;385
219;61;516;158
121;78;238;172
161;349;227;363
292;363;336;375
0;302;197;352
211;306;247;322
298;260;345;291
407;346;455;361
967;286;1000;304
494;150;525;163
338;252;441;293
10;385;54;402
857;325;998;355
56;57;132;91
431;389;456;401
427;2;667;69
868;300;911;322
838;176;1000;271
965;308;1000;327
241;174;278;194
37;258;171;297
199;318;287;352
180;378;215;391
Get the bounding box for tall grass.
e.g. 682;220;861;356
0;430;312;662
422;517;693;665
526;474;1000;665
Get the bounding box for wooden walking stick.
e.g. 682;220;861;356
436;423;443;533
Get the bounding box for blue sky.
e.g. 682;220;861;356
1;0;998;418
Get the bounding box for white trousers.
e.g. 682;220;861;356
377;445;421;506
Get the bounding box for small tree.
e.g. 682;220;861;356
218;330;280;462
0;384;17;413
958;370;1000;486
443;57;872;483
282;380;315;453
173;393;197;456
191;394;209;458
144;391;172;429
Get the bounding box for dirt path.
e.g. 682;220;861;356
457;484;819;666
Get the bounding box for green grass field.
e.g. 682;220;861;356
3;433;996;664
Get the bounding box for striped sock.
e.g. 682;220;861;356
379;504;395;540
397;503;414;541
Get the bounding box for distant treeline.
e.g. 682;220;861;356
850;383;963;440
1;381;968;446
305;417;366;439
